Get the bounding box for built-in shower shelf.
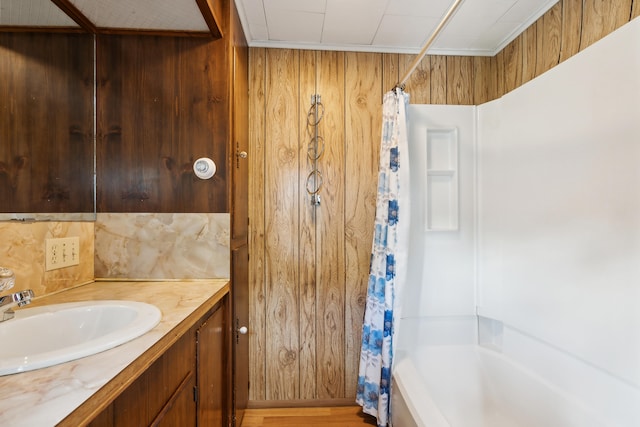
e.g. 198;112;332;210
425;127;458;231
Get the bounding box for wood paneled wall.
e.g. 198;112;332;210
0;33;94;213
249;0;637;404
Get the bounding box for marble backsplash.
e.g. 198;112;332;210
0;213;230;299
95;213;230;279
0;221;94;297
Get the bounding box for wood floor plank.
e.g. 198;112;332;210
240;406;377;427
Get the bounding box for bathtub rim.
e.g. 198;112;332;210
391;354;450;427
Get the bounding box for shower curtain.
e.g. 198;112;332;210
356;88;410;427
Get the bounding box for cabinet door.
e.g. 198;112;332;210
232;245;249;424
148;331;197;426
155;373;197;427
197;299;227;426
88;328;197;427
231;44;249;243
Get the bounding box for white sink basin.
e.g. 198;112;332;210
0;300;161;375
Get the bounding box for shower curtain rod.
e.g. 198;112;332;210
396;0;464;90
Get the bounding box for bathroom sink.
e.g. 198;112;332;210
0;300;161;375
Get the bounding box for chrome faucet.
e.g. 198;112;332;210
0;267;34;322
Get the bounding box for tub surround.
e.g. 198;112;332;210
394;17;640;427
0;279;229;427
95;213;230;279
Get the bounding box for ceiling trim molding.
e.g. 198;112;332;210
247;40;423;55
247;39;499;57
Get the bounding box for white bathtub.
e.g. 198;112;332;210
391;344;617;427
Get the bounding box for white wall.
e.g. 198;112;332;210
477;17;640;389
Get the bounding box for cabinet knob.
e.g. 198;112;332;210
237;151;248;159
237;326;248;335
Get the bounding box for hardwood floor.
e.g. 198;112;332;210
239;406;378;427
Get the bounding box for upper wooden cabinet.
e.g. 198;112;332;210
1;0;242;216
95;34;229;213
0;32;94;216
95;0;245;213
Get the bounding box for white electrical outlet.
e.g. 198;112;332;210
45;237;80;271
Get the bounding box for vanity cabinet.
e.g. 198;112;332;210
86;295;228;427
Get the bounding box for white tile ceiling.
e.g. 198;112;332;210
235;0;560;55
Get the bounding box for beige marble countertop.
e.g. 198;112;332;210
0;279;229;427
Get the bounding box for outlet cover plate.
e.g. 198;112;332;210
45;237;80;271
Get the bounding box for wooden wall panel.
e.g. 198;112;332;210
503;38;523;94
429;55;447;104
400;54;431;104
263;48;301;401
559;0;583;62
343;52;382;399
447;56;474;104
521;25;538;84
473;56;494;105
535;2;562;77
581;0;633;50
0;33;93;213
382;53;400;99
249;50;385;403
298;50;318;400
316;50;346;399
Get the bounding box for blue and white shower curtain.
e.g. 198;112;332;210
356;88;410;427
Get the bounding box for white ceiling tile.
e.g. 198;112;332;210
439;0;515;39
500;0;555;22
373;15;441;48
457;0;517;25
238;0;560;55
384;0;452;17
265;9;324;42
250;24;269;40
322;0;388;45
266;0;326;14
475;19;523;48
241;0;267;26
